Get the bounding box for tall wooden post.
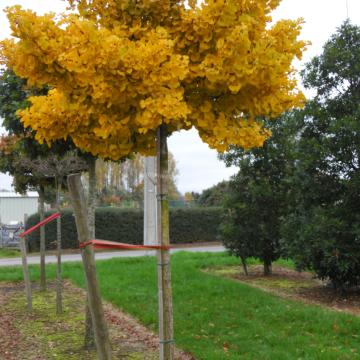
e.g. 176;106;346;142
38;185;46;291
84;157;96;349
20;213;32;313
156;125;174;360
56;178;62;314
67;174;112;360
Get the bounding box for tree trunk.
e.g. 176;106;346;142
38;185;46;291
156;125;174;360
67;174;112;360
263;260;272;276
87;157;96;239
20;213;32;313
56;178;62;314
241;257;249;276
85;157;96;349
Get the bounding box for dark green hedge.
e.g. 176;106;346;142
169;207;222;243
26;207;222;251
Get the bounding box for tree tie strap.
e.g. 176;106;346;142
19;212;61;238
156;193;167;200
159;339;175;345
79;239;171;251
157;262;170;267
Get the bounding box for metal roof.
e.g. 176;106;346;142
0;191;38;198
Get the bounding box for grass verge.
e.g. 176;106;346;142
0;248;21;258
0;252;359;359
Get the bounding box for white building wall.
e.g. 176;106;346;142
0;196;38;224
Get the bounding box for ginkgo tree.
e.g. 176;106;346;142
1;1;306;359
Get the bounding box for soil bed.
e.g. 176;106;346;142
205;264;360;316
0;281;194;360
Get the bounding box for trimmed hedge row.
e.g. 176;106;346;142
26;207;222;251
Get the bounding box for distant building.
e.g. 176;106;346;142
0;192;39;225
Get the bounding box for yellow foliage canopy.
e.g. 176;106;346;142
1;0;307;160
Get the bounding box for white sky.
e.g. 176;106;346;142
1;0;359;193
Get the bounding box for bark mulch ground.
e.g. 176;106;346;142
0;281;194;360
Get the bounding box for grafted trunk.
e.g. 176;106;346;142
38;185;46;291
156;125;174;360
56;178;62;314
67;174;112;360
84;157;96;349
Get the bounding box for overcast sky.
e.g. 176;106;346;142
1;0;359;193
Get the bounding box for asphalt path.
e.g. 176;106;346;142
0;245;225;267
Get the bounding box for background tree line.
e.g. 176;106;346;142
80;153;181;208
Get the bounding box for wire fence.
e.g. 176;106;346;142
0;223;22;248
98;199;197;209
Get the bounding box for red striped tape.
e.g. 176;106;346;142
20;212;61;238
80;239;170;251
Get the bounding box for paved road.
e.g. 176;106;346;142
0;245;225;267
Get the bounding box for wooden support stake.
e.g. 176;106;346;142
20;213;32;313
55;178;63;314
156;125;174;360
67;174;112;360
84;156;96;349
38;185;46;291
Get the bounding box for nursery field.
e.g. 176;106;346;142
0;252;359;360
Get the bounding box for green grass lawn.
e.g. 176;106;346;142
0;252;359;359
0;248;21;258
